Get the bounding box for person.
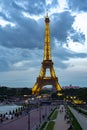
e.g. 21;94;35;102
68;124;73;130
60;109;61;113
64;114;67;120
0;117;3;123
42;115;45;120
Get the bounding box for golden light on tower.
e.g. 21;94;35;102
57;92;63;96
32;13;62;95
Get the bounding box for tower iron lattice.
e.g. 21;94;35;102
32;13;62;95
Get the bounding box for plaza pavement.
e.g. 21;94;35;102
0;105;52;130
69;107;87;130
54;105;69;130
1;104;86;130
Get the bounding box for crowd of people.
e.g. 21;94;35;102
59;105;73;130
0;106;25;123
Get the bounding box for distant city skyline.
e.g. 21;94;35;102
0;0;87;88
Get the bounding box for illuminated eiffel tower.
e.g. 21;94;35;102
32;13;62;95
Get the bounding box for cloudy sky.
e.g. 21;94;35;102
0;0;87;88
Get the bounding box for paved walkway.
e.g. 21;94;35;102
69;107;87;130
0;105;53;130
54;105;69;130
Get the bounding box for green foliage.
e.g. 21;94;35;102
0;87;8;95
0;86;87;103
72;106;87;116
67;107;82;130
63;88;87;102
51;91;64;100
40;89;51;94
77;88;87;102
48;108;56;120
46;121;55;130
40;122;47;130
0;87;32;98
50;110;58;120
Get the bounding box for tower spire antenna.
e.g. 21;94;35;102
46;8;48;16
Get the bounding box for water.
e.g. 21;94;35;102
0;104;21;114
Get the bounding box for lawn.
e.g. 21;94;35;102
46;121;55;130
40;121;47;130
40;107;58;130
67;107;82;130
72;105;87;116
50;110;58;120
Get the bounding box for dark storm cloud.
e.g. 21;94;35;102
0;0;87;72
75;53;87;58
67;0;87;11
11;0;45;15
70;30;85;44
25;0;46;15
47;0;59;9
0;0;85;50
50;11;85;47
53;46;87;69
0;59;10;71
0;45;42;71
51;11;75;43
0;12;10;21
0;15;44;49
0;0;45;49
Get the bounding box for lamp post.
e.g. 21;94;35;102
25;99;30;130
45;104;47;119
39;101;41;124
37;98;41;125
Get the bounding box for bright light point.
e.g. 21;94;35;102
57;92;62;96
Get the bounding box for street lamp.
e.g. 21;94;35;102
37;98;41;125
39;101;41;124
45;104;47;119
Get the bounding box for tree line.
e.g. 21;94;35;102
0;86;87;103
0;87;32;101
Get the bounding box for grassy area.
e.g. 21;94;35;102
48;107;56;120
50;110;58;120
40;108;56;130
67;107;82;130
72;105;87;116
40;122;47;130
40;107;58;130
46;121;55;130
46;109;58;130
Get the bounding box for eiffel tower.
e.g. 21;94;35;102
32;13;62;95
